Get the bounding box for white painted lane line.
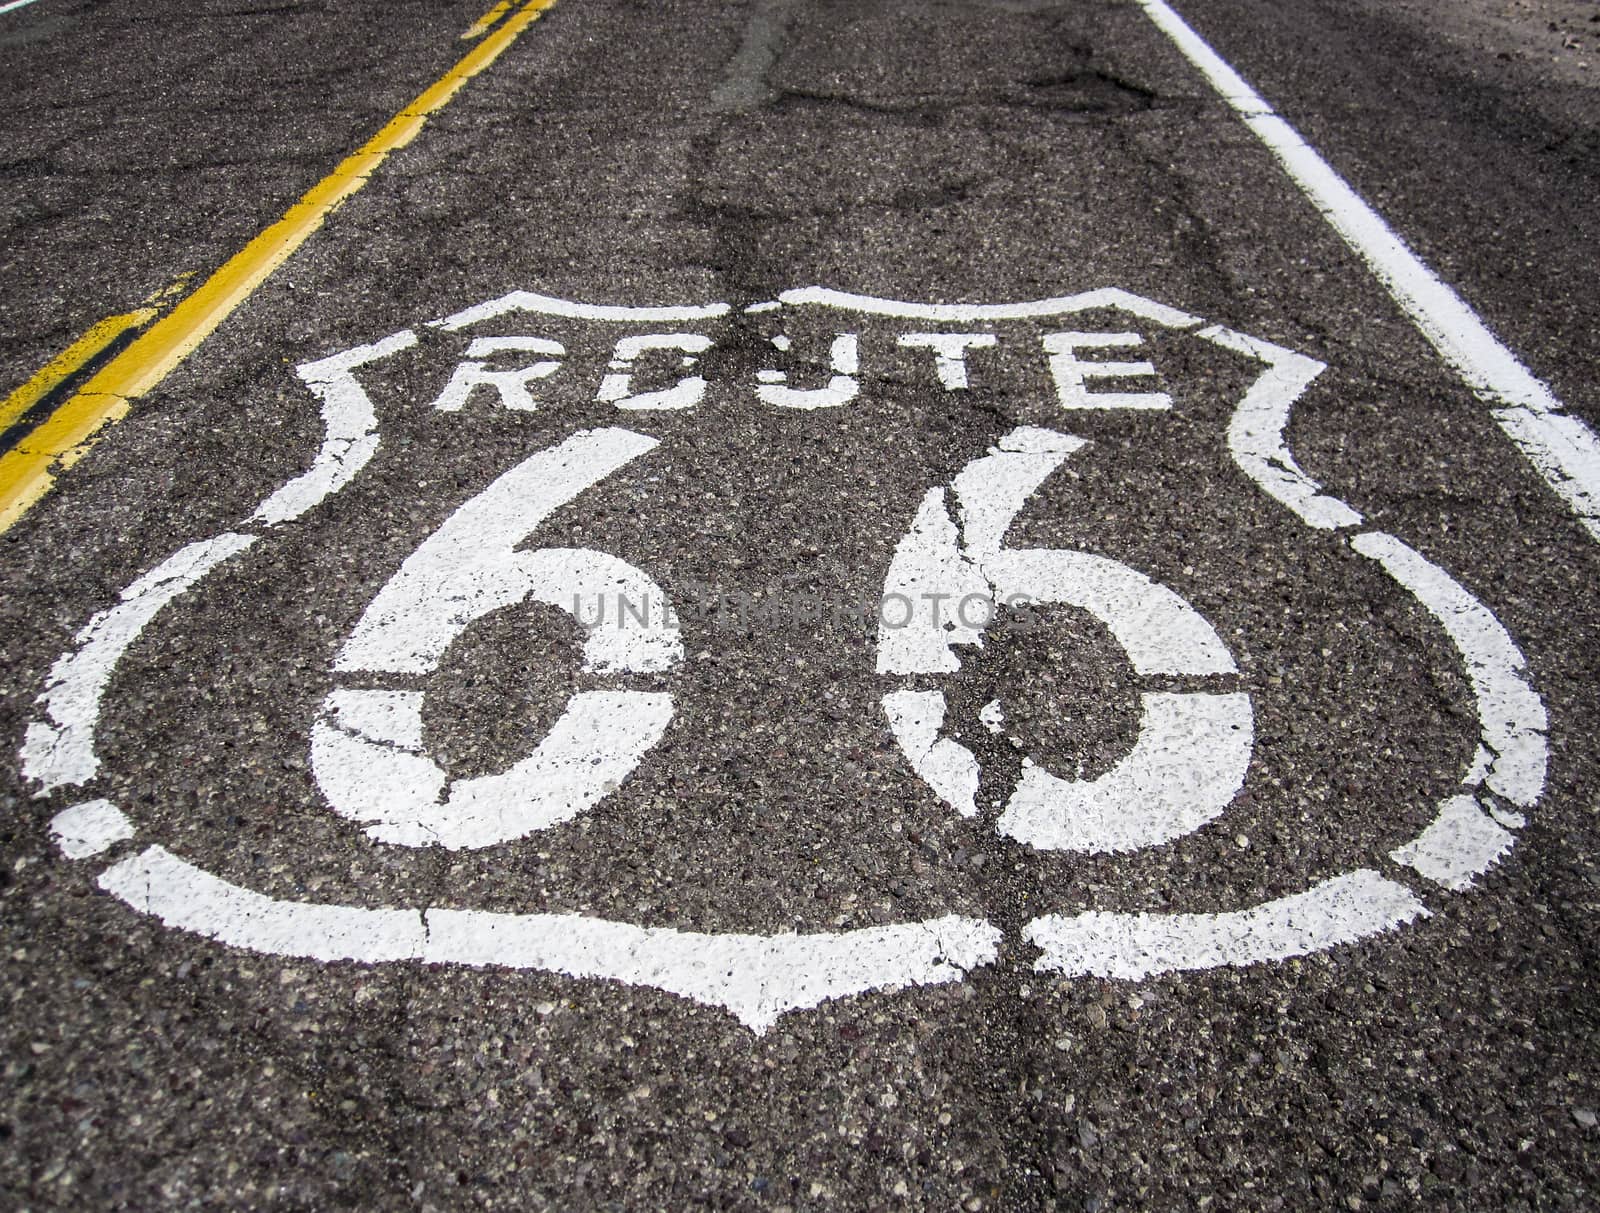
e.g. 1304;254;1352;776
1140;0;1600;542
0;0;45;16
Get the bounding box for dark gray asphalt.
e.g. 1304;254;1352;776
1;0;1596;1209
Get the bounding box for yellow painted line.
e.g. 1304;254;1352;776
0;0;560;535
462;0;514;39
0;307;156;436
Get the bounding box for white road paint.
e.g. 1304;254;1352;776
1490;408;1600;541
1391;794;1516;892
882;690;980;817
21;533;258;793
984;550;1238;677
336;428;678;676
876;488;993;675
980;700;1005;735
883;427;1254;856
253;331;417;526
428;909;1000;1036
1140;0;1600;542
778;285;1204;330
1351;532;1547;807
897;332;996;390
22;287;1554;1024
878;428;1084;675
1026;869;1427;980
762;289;1357;537
50;801;134;860
756;333;859;410
597;333;712;411
100;846;429;963
22;331;420;799
322;428;681;848
1488;802;1527;831
0;0;45;16
1012;516;1545;969
952;427;1086;559
430;335;564;412
1205;324;1363;530
313;690;675;849
1044;331;1171;410
98;845;1002;1034
432;290;730;330
999;692;1253;853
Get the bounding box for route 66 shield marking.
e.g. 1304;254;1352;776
23;286;1547;1033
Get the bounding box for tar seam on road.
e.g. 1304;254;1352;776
1139;0;1600;544
0;0;561;535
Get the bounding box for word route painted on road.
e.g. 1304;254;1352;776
22;287;1547;1033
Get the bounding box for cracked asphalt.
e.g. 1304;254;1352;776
1;0;1597;1209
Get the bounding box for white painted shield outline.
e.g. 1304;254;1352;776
22;287;1547;1031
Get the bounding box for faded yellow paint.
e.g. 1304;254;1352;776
462;0;514;39
0;0;560;535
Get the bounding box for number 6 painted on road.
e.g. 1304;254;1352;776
311;427;681;849
880;426;1254;854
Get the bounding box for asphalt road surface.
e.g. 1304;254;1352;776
2;0;1597;1208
